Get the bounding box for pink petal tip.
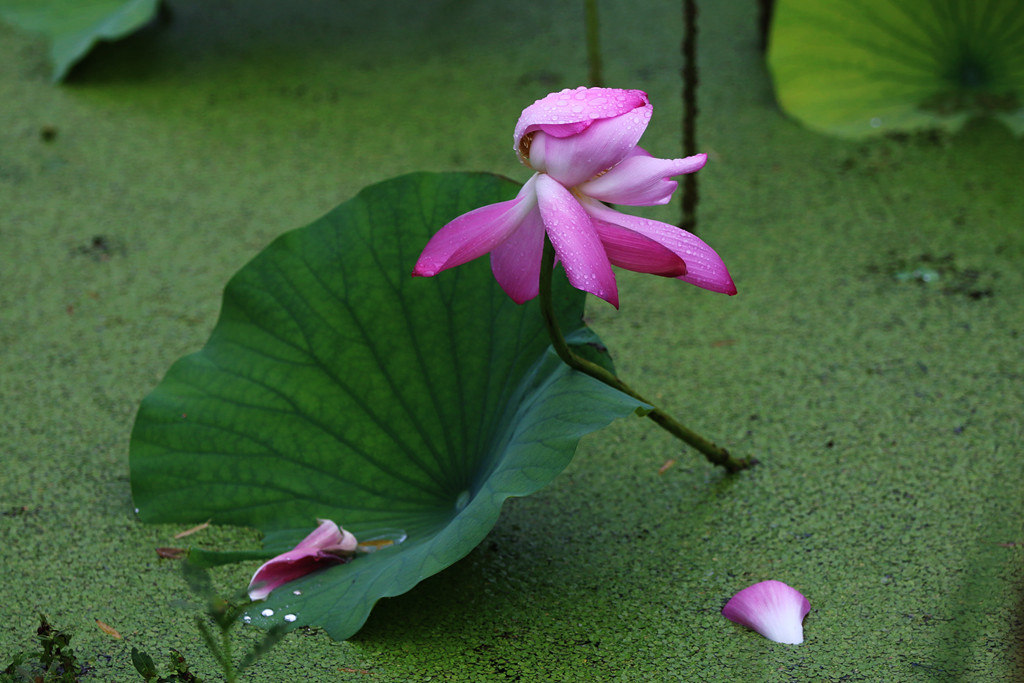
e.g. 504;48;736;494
722;580;810;644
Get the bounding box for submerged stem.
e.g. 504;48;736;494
538;240;753;472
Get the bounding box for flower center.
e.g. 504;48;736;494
518;132;535;164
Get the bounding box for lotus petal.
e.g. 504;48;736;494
722;580;810;645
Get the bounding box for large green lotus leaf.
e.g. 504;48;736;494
0;0;160;81
767;0;1024;137
129;171;646;640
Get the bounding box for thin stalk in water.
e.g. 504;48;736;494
681;0;699;232
585;0;604;87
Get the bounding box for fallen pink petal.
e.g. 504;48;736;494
247;519;358;601
412;86;735;307
722;580;810;645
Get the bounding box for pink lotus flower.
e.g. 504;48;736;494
722;580;811;644
247;519;357;601
412;86;736;307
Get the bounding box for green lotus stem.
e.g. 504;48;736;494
538;239;753;473
222;626;238;683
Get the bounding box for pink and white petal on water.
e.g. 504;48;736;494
722;580;811;645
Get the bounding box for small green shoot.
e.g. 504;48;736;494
1;615;86;682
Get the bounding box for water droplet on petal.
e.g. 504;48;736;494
284;614;297;622
261;609;274;617
292;590;302;596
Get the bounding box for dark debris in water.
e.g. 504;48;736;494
70;235;126;261
868;251;996;300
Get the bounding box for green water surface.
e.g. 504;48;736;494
1;1;1022;680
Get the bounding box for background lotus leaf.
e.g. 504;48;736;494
768;0;1024;137
0;0;160;81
